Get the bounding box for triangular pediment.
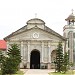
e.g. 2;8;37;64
4;26;66;42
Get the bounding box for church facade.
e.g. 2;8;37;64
4;18;66;69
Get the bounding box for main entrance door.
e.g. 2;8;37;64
30;50;40;69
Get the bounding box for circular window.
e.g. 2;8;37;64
33;32;39;38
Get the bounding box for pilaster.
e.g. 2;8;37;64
48;42;51;63
41;42;44;62
69;32;73;63
27;41;30;62
21;41;23;59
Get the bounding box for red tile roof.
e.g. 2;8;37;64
0;40;6;50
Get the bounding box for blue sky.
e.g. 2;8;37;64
0;0;75;39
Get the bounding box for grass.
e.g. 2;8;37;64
12;70;24;75
49;70;75;75
0;70;24;75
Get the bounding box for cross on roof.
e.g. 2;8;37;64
35;13;37;18
71;9;74;14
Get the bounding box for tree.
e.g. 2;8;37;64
7;44;21;68
61;52;69;73
2;57;17;75
56;42;63;72
2;44;21;74
0;51;5;70
0;51;3;64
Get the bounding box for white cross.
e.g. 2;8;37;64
71;9;74;14
35;13;37;18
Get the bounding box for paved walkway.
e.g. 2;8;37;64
21;69;54;75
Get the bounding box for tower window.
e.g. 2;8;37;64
73;33;75;38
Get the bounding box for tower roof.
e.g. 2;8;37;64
65;12;75;21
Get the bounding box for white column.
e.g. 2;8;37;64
23;44;25;60
48;42;51;63
21;41;23;60
41;42;44;62
27;41;30;62
20;41;24;68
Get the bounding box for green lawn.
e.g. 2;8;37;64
49;70;75;75
0;70;24;75
12;70;24;75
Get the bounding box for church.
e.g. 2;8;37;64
4;11;75;69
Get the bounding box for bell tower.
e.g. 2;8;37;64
65;9;75;26
63;10;75;63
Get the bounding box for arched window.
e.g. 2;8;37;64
68;31;73;48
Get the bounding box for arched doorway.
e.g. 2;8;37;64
30;50;40;69
51;50;56;68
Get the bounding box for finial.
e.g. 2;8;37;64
35;13;37;18
71;9;74;14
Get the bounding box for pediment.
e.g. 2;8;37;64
5;27;66;42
